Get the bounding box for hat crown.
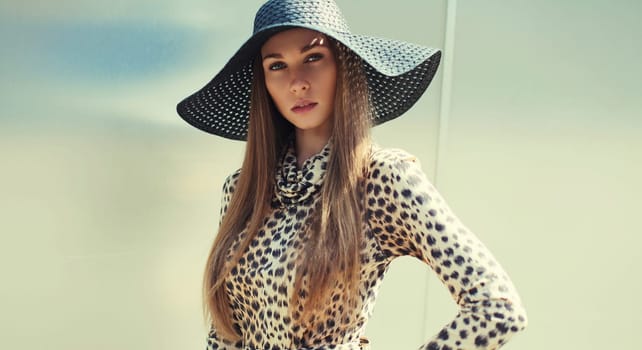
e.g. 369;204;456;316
253;0;350;34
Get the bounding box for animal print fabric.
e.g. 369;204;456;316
206;139;528;350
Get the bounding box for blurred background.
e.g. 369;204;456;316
1;0;640;349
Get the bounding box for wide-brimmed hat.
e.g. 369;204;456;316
176;0;442;141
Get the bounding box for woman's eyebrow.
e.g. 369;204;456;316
262;37;327;61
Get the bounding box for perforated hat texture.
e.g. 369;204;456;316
176;0;442;141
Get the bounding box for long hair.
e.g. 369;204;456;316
202;37;373;342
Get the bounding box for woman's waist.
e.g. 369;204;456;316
242;337;370;350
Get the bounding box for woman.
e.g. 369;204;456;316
176;1;528;349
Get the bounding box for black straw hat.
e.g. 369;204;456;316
176;0;442;141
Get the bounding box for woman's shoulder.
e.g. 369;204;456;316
221;168;242;193
365;144;434;192
368;144;421;174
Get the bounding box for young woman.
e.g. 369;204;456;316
176;1;528;349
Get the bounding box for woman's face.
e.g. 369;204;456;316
261;28;337;137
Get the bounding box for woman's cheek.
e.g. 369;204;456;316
265;76;283;97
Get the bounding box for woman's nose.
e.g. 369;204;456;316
289;73;310;94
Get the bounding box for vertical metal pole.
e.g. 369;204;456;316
422;0;457;340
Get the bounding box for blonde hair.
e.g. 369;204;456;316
202;36;373;342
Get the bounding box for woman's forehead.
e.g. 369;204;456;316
261;28;328;55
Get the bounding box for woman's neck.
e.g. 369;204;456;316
294;129;331;169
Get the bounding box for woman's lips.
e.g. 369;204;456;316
291;102;318;114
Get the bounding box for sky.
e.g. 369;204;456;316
0;1;268;130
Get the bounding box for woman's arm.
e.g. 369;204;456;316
205;170;243;350
368;148;528;350
218;169;241;227
206;324;243;350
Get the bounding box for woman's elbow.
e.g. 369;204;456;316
502;298;528;334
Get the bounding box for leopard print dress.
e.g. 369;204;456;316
206;138;528;350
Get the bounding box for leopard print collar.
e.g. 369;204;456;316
273;137;332;208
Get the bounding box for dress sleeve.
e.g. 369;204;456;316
367;149;528;350
206;170;243;350
206;325;243;350
218;169;241;228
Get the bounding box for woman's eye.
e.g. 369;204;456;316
267;54;323;71
269;62;286;71
305;53;324;63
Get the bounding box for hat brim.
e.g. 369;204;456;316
176;24;441;141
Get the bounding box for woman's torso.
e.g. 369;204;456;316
220;142;397;350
